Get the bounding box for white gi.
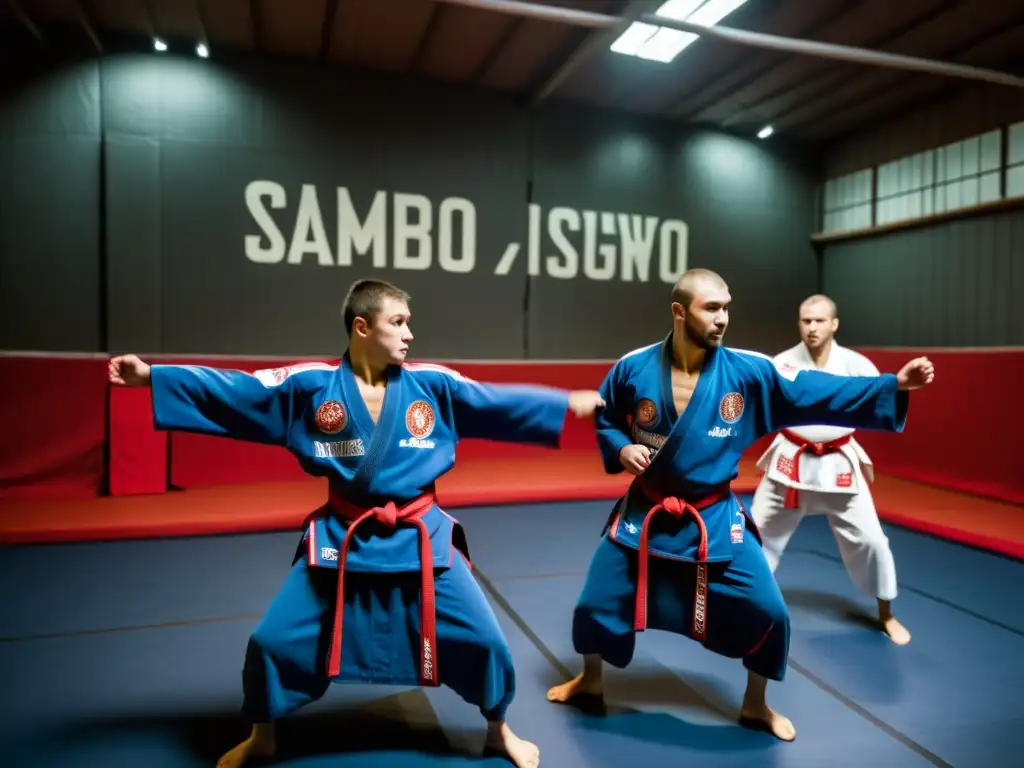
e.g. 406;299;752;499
751;342;898;601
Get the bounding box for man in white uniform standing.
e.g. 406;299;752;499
750;294;911;645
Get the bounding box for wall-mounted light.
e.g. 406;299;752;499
153;38;167;52
196;43;209;58
757;125;774;140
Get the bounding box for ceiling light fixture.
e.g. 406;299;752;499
610;0;749;63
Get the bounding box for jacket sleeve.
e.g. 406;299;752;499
150;364;297;445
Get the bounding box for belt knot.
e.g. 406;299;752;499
660;497;687;516
372;501;399;527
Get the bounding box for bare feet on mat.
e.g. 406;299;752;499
216;724;276;767
486;721;540;768
739;704;796;742
546;672;603;703
878;600;911;645
546;655;604;704
740;671;795;742
882;615;911;645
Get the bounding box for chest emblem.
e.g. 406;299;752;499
315;400;347;435
406;401;436;439
636;398;658;427
719;392;744;424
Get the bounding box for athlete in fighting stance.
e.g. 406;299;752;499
546;269;934;742
750;294;910;644
109;278;605;768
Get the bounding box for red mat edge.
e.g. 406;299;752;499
4;485;1022;563
0;484;666;545
877;510;1024;561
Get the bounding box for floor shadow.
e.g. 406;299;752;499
567;708;790;759
13;692;498;767
542;666;783;756
780;587;881;632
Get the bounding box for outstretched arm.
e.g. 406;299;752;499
445;367;603;447
755;355;934;437
109;354;297;445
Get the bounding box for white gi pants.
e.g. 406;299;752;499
750;478;899;602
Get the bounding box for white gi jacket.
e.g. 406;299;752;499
756;342;878;496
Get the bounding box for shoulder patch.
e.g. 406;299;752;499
728;347;774;363
617;342;660;363
251;362;337;387
402;362;474;382
774;360;800;381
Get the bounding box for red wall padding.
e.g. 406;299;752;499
0;350;1019;505
0;356;107;499
853;348;1024;506
108;385;167;495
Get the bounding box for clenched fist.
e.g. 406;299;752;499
619;444;651;476
568;390;605;418
896;356;935;391
108;354;152;387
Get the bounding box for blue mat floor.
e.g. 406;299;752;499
1;495;1022;767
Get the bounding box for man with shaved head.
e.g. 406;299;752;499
547;269;934;742
750;294;911;645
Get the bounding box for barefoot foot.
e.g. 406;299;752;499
739;705;796;742
882;616;911;645
485;721;540;768
546;672;603;703
216;725;276;768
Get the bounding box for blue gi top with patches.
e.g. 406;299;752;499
150;356;571;573
596;335;909;564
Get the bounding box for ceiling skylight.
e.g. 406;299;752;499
610;0;750;63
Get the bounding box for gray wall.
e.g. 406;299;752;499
0;37;820;360
0;50;102;352
824;81;1024;177
822;209;1024;347
820;80;1024;348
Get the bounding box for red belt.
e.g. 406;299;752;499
633;477;731;642
780;429;853;508
325;488;438;686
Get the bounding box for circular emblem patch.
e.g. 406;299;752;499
636;398;657;427
406;400;436;439
719;392;744;424
315;400;347;435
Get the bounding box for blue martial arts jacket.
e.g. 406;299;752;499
150;355;571;573
596;335;909;563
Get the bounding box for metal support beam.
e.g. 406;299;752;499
434;0;1024;89
74;0;103;54
7;0;44;41
195;0;212;49
530;0;657;105
318;0;341;61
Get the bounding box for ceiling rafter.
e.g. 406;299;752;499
668;0;866;121
530;0;654;105
7;0;43;42
4;0;1021;144
784;12;1024;136
716;0;961;127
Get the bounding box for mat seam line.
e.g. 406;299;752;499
0;614;262;643
473;565;953;768
793;547;1024;637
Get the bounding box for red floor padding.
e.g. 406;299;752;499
1;453;1022;562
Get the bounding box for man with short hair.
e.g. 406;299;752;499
109;277;606;768
546;270;933;742
750;294;910;645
